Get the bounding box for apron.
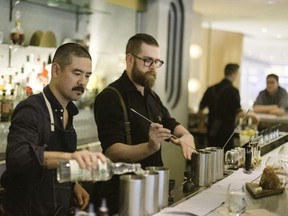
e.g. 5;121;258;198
38;92;77;216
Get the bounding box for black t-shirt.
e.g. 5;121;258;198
199;79;241;149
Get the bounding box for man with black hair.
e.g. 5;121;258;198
0;43;106;216
253;74;288;116
198;63;258;152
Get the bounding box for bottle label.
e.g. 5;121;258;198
69;160;92;181
2;101;10;113
97;159;109;180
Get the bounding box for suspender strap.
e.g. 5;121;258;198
42;92;55;132
106;86;132;145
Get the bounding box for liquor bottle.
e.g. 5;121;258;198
1;89;13;122
57;158;144;183
244;144;252;174
10;11;25;45
37;62;49;86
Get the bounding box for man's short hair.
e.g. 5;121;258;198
224;63;239;76
52;43;91;70
266;74;279;83
125;33;159;55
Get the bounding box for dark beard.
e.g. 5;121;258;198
131;62;156;88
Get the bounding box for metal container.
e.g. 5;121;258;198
211;147;224;180
191;150;212;187
143;170;159;215
205;148;218;183
119;174;146;216
145;166;169;210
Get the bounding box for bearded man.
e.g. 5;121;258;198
93;33;195;214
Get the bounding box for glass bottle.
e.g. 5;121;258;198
57;158;144;183
1;90;13;122
244;145;252;174
10;11;25;45
37;62;49;87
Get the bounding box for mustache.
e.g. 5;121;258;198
147;71;156;78
72;86;85;93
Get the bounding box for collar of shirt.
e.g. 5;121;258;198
43;85;79;120
121;70;152;97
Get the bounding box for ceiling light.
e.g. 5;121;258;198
267;0;275;5
189;44;203;59
188;78;201;93
276;34;282;39
261;28;267;33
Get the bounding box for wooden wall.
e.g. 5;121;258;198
200;28;243;94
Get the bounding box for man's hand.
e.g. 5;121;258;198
71;150;106;170
73;182;90;210
269;107;285;116
148;123;172;152
170;133;195;160
247;112;260;125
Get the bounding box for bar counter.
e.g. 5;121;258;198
155;141;288;216
256;113;288;131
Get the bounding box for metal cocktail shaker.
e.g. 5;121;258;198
191;150;212;187
211;147;224;180
119;174;146;216
145;166;169;210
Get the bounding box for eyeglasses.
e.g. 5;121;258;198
132;54;164;68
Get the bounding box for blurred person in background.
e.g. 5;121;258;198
198;63;258;152
253;74;288;116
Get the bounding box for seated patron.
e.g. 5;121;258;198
253;74;288;116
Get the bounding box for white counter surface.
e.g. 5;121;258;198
154;142;288;216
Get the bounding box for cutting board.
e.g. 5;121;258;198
245;182;285;199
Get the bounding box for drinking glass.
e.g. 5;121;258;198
226;183;246;215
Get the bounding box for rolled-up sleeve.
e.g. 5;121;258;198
94;89;126;152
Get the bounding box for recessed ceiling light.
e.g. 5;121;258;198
267;0;275;5
276;34;283;39
261;28;268;33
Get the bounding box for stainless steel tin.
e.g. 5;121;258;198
205;148;218;183
211;147;224;180
145;166;169;210
191;150;212;187
143;170;159;215
119;174;146;216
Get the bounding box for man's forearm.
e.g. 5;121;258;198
43;151;72;169
105;143;156;163
253;105;278;113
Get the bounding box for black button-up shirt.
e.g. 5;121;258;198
1;85;79;215
94;71;179;168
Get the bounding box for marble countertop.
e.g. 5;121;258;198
154;142;288;216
